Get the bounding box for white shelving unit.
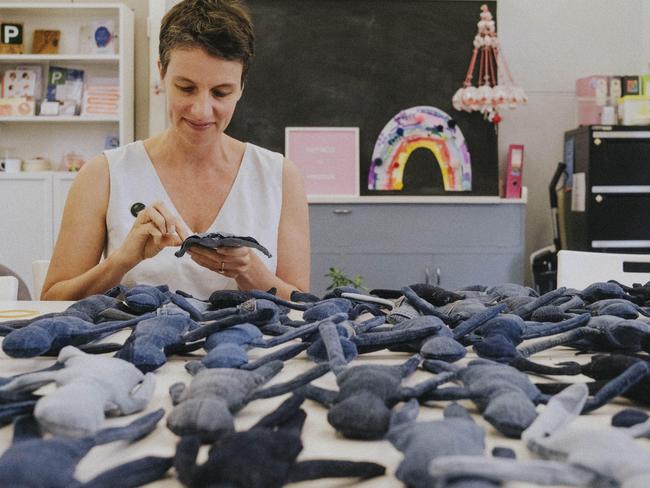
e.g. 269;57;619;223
0;3;134;297
0;2;134;163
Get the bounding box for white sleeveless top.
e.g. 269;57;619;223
104;140;283;299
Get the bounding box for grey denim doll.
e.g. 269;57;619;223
388;399;498;488
0;346;156;437
422;358;650;438
167;359;328;442
302;320;454;439
429;380;650;487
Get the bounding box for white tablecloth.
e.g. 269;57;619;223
0;301;643;487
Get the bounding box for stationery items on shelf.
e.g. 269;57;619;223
46;66;84;116
82;77;119;116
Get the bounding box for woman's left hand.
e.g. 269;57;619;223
187;245;259;280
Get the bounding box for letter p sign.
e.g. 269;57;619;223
2;23;23;44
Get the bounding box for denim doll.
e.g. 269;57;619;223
388;399;499;488
0;293;121;330
421;358;650;438
0;346;156;437
301;320;454;439
174;394;385;488
0;409;169;488
536;354;650;408
174;231;272;258
429;382;650;487
167;359;327;442
0;373;42;427
517;314;650;357
1;310;158;358
189;314;348;371
467;312;591;374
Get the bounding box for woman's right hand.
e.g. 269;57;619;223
115;201;188;268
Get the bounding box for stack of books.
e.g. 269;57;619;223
82;77;119;116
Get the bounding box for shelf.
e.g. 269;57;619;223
0;116;119;122
308;187;528;205
0;54;119;64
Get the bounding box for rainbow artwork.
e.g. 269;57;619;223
367;106;472;191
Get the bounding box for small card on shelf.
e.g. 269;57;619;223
0;97;35;116
0;23;24;54
32;30;61;54
79;20;116;55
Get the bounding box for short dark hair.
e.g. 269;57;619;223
159;0;255;85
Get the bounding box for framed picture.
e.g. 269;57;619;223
285;127;359;197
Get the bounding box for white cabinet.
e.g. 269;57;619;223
0;173;53;297
0;172;74;297
0;3;134;164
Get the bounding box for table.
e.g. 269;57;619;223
0;301;643;487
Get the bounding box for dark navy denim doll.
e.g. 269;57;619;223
0;409;169;488
174;394;385;488
536;353;650;408
174;231;272;258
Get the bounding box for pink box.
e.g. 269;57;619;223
285;127;359;197
577;101;604;125
576;75;609;125
576;75;609;97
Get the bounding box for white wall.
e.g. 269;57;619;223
498;0;650;283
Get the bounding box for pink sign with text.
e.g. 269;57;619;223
285;127;359;197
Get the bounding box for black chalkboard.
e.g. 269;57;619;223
228;0;498;196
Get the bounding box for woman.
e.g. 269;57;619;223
42;0;310;301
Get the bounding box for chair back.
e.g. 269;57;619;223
32;260;51;300
557;250;650;289
0;276;19;301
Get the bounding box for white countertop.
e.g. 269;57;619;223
0;300;634;488
308;187;527;205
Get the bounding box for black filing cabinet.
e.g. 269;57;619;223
562;125;650;252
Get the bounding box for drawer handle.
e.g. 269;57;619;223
332;209;352;215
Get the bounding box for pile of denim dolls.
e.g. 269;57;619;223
1;274;650;487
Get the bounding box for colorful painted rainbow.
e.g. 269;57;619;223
368;106;472;191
